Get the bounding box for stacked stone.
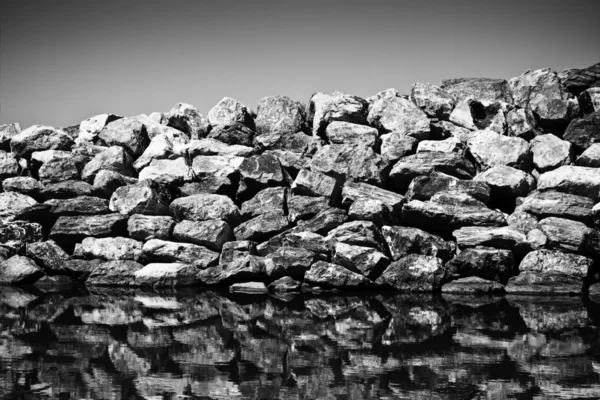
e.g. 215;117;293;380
1;63;599;295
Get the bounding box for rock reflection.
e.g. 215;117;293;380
2;289;600;399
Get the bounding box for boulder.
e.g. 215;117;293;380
169;194;241;226
441;77;513;104
0;221;43;253
182;138;255;158
220;241;258;264
233;212;291;242
341;181;405;218
74;236;144;262
509;68;567;106
138;157;193;186
98;117;150;157
254;130;313;153
325;121;378;147
177;177;234;197
453;226;528;252
527;228;548;251
375;254;447;292
58;259;103;281
442;277;505;294
0;255;44;284
304;260;372;289
466;130;531;171
240;187;287;219
172;219;233;251
45;196;109;216
0;123;21;150
532;97;580;135
237;153;286;199
268;276;302;293
49;213;128;244
310;144;389;186
506;108;539;140
474;165;536;201
162;102;210;139
2;177;44;199
10;125;74;158
331;242;389;280
575;143;600;167
410;82;455;119
281;231;329;261
207;97;253;128
538;217;600;256
295;207;348;235
77;113;122;143
142;239;219;267
516;191;594;224
446;247;515;284
379;132;418;162
0;192;38;222
25;240;69;273
0;151;20;180
197;255;267;286
325;220;388;255
263;150;311;176
85;260;143;286
308;91;368;136
560;62;600;96
348;198;392;226
127;214;174;242
291;169;341;203
109;181;171;216
430;120;472;141
286;195;331;223
367;96;430;139
416;137;466;154
133;263;199;287
406;171;490;204
529;134;573;173
382;225;452;261
255;95;306;135
191;155;244;181
92;170;138;198
207;122;255;147
265;247;316;280
81;146;134;181
229;281;268;295
133;131;189;171
563;111;600;152
37;158;80;184
537;165;600;201
448;99;477;130
579;87;600;114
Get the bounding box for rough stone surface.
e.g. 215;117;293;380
50;214;128;244
304;260;372;289
530;134;573;173
265;247;316;280
379;132;418;162
467;130;531;171
406;172;490;204
233;212;290;242
375;255;447;292
446;247;515;284
98;117;150;157
579;87;600;114
538;217;600;256
2;177;44;199
325;121;378;147
537;165;600;201
331;242;390;280
441;77;513;104
133;263;199;287
382;226;452;262
25;240;69;273
10;125;74;158
0;192;38;222
474;165;536;200
255;95;306;135
207;122;255;147
109;181;171;216
453;226;528;252
410;82;455;119
563;111;600;152
138;157;193;186
308;91;368;136
81;146;134;181
170;194;241;226
0;255;44;284
0;221;43;253
516;190;594;224
172;219;233;251
45;196;109;217
368;96;430;139
291;169;341;203
127;214;175;241
143;239;219;268
86;260;143;286
74;237;144;262
442;277;505;294
207;97;253;128
219;241;258;264
575;143;600;167
286;195;332;223
162;102;210;139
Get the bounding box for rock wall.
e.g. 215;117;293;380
1;62;600;294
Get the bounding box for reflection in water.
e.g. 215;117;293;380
2;288;600;399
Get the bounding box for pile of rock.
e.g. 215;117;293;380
1;63;600;295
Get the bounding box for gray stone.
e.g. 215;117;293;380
127;214;174;241
286;195;331;223
233;212;291;242
207;122;255;147
37;157;80;184
0;123;21;150
579;87;600;114
109;181;171;216
241;187;287;220
92;170;138;198
0;192;38;223
170;194;241;226
375;254;447;292
416;137;466;154
220;241;258;264
25;240;69;273
304;260;372;289
446;247;515;284
295;207;348;235
325;220;388;255
133;131;189;171
172;219;233;251
474;165;536;200
86;260;143;286
10;125;74;158
191;154;245;180
268;276;302;293
282;231;329;261
341;181;405;218
0;151;20;180
138;157;193;186
81;146;134;181
182;138;255;157
575;143;600;167
348;198;392;226
237;153;286;199
77;113;122;143
331;242;389;280
98;117;150;157
197;255;267;285
538;217;600;256
45;196;109;216
516;190;594;224
379;132;418;162
526;228;548;250
265;247;316;280
506;108;539;140
406;171;490;204
0;221;43;253
442;277;505;294
382;225;453;261
0;255;44;284
537;165;600;201
133;263;199;287
74;236;144;262
410;82;455;119
441;77;513;104
162;102;210;139
453;226;528;252
308;91;368;136
229;282;268;295
530;134;573;173
2;177;44;199
448;99;477;130
325;121;378;147
207;97;253;128
430;120;472;141
49;213;128;244
291;169;341;203
255;95;306;135
560;62;600;96
563;111;600;152
142;239;219;267
467;130;531;171
253;130;313;152
368;96;430;139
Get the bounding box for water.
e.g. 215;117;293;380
2;288;600;399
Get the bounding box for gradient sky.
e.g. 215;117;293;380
1;0;599;128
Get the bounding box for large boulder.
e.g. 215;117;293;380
529;134;573;173
77;113;122;143
347;198;393;226
172;219;233;251
138;158;193;186
442;277;505;294
291;169;341;203
304;260;372;289
237;153;286;199
560;62;600;96
331;242;390;280
308;91;368;136
453;226;528;252
325;220;388;255
538;217;600;256
264;247;316;280
45;196;109;217
127;214;174;241
92;170;138;198
81;146;134;181
219;241;258;264
182;138;254;158
42;180;95;200
379;132;418;162
286;195;332;223
133;131;189;171
341;181;405;219
0;151;20;180
207;97;253;128
446;247;515;284
474;165;536;201
142;239;219;267
74;237;144;262
416;137;466;154
169;194;241;226
0;221;43;253
255;95;306;134
466;130;531;171
563;111;600;152
25;240;69;273
0;255;44;284
537;165;600;201
98;117;150;157
109;181;171;216
293;207;348;235
240;187;287;219
506;108;539;140
509;68;567;107
410;82;455;120
441;77;513;104
2;177;44;199
85;260;143;286
197;255;266;286
375;254;447;292
0;192;38;222
37;157;81;184
367;96;430;139
49;213;128;244
281;231;329;261
516;190;594;224
406;171;490;204
10;125;74;158
133;263;199;287
324;121;378;147
162;102;210;139
382;225;453;262
191;155;244;182
207;122;255;147
233;212;291;242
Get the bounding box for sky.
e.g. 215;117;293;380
1;0;599;128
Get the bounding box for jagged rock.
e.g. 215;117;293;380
0;221;43;253
133;263;199;287
133;132;189;171
560;62;600;95
255;95;306;134
341;181;405;217
172;219;233;251
297;207;348;235
527;228;548;250
254;130;313;153
233;212;290;242
291;169;341;203
348;198;392;226
441;77;513;104
143;239;219;267
229;281;268;294
49;213;128;244
182;138;255;157
325;220;387;255
331;242;389;280
268;276;302;293
382;225;452;261
304;260;371;289
265;247;316;280
170;194;241;225
86;260;143;286
529;134;572;173
282;231;329;261
98;117;150;157
286;195;331;223
0;151;20;180
0;255;44;284
81;146;134;181
402;191;506;234
45;196;109;216
474;165;536;201
237;153;286;199
537;165;600;201
389;152;476;192
448;99;477;130
406;172;490;205
467;130;531;171
92;170;138;198
177;177;234;197
77;113;122;143
241;187;287;219
532;97;580;135
37;157;80;184
308;91;368;135
538;217;600;256
366;88;400;104
0;192;38;222
506;250;593;294
74;237;144;262
207;97;253;128
509;68;566;107
453;226;528;252
442;277;505;294
410;82;455;119
163;102;210;139
127;214;174;241
579;88;600;114
324;121;378;147
430;120;471;141
0;123;21;150
109;181;171;216
220;241;258;264
375;254;446;291
563;111;600;152
25;240;69;273
2;177;44;199
416;137;466;154
198;255;267;285
191;155;244;183
368;96;430;139
516;191;594;224
575;143;600;167
263;149;311;175
379;132;418;161
446;247;515;283
506;108;539;140
207;122;255;146
10;125;74;158
138;157;193;186
58;259;103;281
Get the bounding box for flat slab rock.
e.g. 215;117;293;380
442;277;505;294
86;260;144;286
406;172;490;204
133;263;199;287
229;281;268;295
537;165;600;201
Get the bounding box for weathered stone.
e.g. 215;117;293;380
325;220;388;255
172;219;233;251
229;281;268;295
240;187;287;220
509;68;566;107
77;113;122;143
441;77;513;104
331;242;389;280
325;121;378;147
527;228;548;250
0;151;20;180
575;143;600;167
446;247;515;284
382;225;452;262
348;198;392;226
448;99;477;130
207;97;253;128
207;122;255;147
368;96;430;139
304;260;371;289
237;153;286;198
416;137;466;154
379;132;418;162
538;217;600;256
406;171;490;204
85;260;143;286
133;263;199;287
233;212;290;242
45;196;109;216
537;165;600;201
37;157;81;184
163;102;210;139
109;181;171;216
138;157;193;186
127;214;174;242
219;241;258;264
474;165;536;200
92;170;138;198
560;62;600;96
430;120;472;141
0;221;43;253
255;95;306;135
142;239;219;267
0;123;21;150
25;240;69;273
506;108;539;140
530;134;572;173
74;236;144;262
286;195;331;223
341;181;405;217
263;150;311;175
182;138;255;158
58;259;103;281
265;247;316;280
442;277;505;294
10;204;52;226
2;177;44;199
308;91;368;136
81;146;134;181
532;97;580;135
453;226;528;252
297;208;348;235
291;169;341;203
268;276;302;293
253;130;313;153
49;213;128;244
467;130;531;171
410;82;455;119
282;231;329;261
0;192;38;222
176;177;234;197
563;111;600;152
198;255;267;285
133;131;189;171
579;87;600;114
169;194;241;226
516;191;594;224
10;125;74;158
0;255;44;284
98;117;151;157
376;254;447;292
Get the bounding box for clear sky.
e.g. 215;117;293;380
1;0;599;128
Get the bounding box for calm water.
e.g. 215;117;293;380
2;288;600;399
